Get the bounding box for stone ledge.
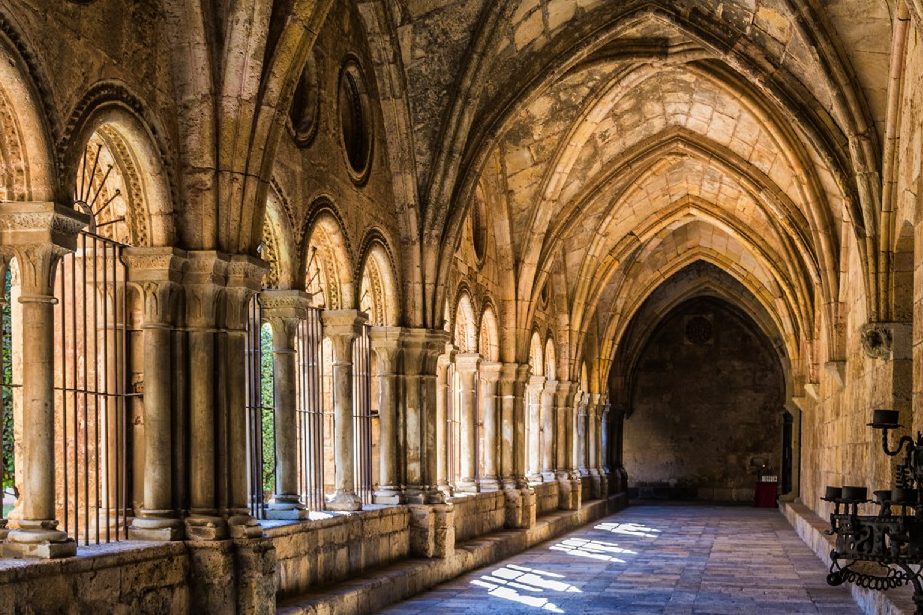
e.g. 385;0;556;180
278;492;628;615
0;540;186;583
781;500;915;614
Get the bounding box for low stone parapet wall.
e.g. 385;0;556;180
0;541;189;613
266;506;410;600
450;491;505;543
534;481;559;517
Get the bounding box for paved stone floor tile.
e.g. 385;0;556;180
380;503;860;614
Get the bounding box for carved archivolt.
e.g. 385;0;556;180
0;86;27;201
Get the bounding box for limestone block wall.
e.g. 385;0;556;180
623;298;785;499
534;481;560;517
0;542;189;614
450;492;505;543
800;246;901;522
267;507;410;600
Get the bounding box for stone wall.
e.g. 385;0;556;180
0;542;189;614
534;481;560;517
267;507;410;600
623;297;785;500
450;492;506;543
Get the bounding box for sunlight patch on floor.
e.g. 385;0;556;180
595;521;661;538
469;564;580;612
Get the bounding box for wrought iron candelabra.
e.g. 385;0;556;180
825;409;923;613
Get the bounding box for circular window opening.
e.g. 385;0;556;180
338;60;372;182
471;187;488;265
685;315;713;345
539;284;550;310
289;54;320;147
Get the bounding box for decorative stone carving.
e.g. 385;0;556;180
860;322;893;359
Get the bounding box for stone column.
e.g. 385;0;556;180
587;394;602;498
525;375;545;483
455;353;481;493
540;379;557;481
321;309;365;511
262;290;311;519
601;401;613;496
371;326;403;504
500;363;535;528
125;247;186;541
0;201;87;558
400;329;448;504
222;256;266;539
576;393;589;477
478;361;501;491
554;381;581;510
401;329;453;559
183;251;227;540
435;349;454;495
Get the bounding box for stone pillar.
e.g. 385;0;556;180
400;328;448;504
499;363;535;528
184;251;227;540
587;394;602;499
321;309;365;511
576;393;589;477
125;247;186;541
435;349;454;495
525;375;545;483
401;329;453;558
554;381;581;510
601;401;612;497
262;290;312;519
0;201;87;558
478;361;501;491
540;379;557;481
370;326;403;504
455;353;480;492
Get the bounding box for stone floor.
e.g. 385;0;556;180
380;503;860;614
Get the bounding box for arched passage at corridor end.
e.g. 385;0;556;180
609;263;795;503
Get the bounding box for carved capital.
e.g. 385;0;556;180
183;251;228;330
124;247;187;327
321;309;367;363
478;360;502;384
400;328;450;376
0;201;89;252
8;243;69;298
369;326;403;372
554;381;577;410
455;352;481;375
138;280;182;327
261;290;312;350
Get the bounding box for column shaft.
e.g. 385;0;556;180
455;353;480;492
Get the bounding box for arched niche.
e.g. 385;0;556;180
453;292;477;353
0;34;54;202
261;188;297;290
544;337;557;381
304;207;354;309
528;330;544;377
478;303;500;362
67;107;174;247
358;237;399;326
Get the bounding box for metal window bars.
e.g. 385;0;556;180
446;363;460;488
244;294;271;519
297;307;325;510
53;231;130;545
352;323;373;505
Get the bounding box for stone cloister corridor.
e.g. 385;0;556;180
0;0;922;613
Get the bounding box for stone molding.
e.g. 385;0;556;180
478;360;502;383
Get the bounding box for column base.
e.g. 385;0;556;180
436;482;454;498
541;471;556;482
3;522;76;559
326;492;363;511
526;473;544;485
129;514;184;541
404;486;446;505
0;518;9;541
266;495;311;519
373;487;405;505
228;514;264;538
454;480;479;494
477;477;501;492
185;514;229;541
578;467;589;477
